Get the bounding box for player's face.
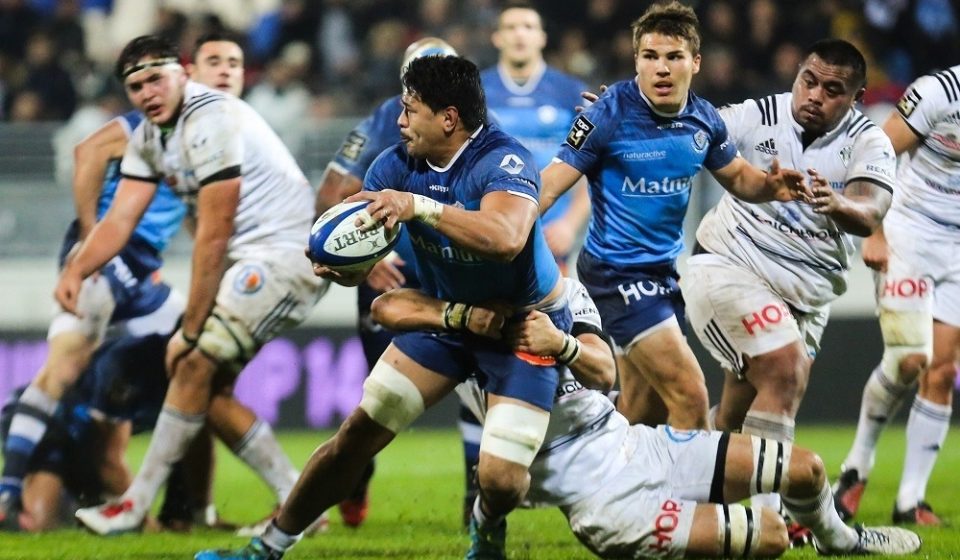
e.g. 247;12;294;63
791;54;860;135
123;62;187;125
398;93;446;159
634;33;700;114
190;40;244;96
493;8;547;66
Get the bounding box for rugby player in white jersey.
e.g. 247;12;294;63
369;279;920;558
52;34;328;535
833;64;960;526
680;39;896;517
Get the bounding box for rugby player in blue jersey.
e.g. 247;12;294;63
312;37;470;528
540;1;810;429
480;1;591;275
197;55;568;560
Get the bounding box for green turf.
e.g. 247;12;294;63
1;426;957;559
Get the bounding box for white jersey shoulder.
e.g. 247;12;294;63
891;65;960;229
697;92;896;309
121;81;313;258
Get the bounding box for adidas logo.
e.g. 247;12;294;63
755;138;778;155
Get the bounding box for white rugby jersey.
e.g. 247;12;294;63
121;81;314;259
695;92;896;309
457;278;630;507
889;65;960;230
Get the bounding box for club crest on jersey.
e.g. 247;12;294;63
838;145;853;167
234;264;266;295
339;131;367;162
565;115;595;150
692;130;709;152
499;154;525;175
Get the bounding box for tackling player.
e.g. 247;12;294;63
196;54;568;560
539;1;811;428
56;34;328;535
680;39;895;517
365;279;920;558
834;64;960;526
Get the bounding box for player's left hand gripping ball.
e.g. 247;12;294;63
308;200;402;272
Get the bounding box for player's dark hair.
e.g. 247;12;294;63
803;39;867;90
115;35;179;80
631;1;701;55
402;55;488;131
192;30;245;60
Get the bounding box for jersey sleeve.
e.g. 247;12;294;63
331;97;400;180
897;72;954;138
567;280;602;332
846;128;897;193
477;143;541;206
362;146;404;193
717;100;756;152
703;103;739;171
554;94;617;174
119;122;161;183
182;100;243;186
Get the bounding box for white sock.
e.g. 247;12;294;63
261;519;302;552
743;411;795;514
843;365;912;478
896;396;951;511
784;481;858;551
123;407;205;515
233;420;300;503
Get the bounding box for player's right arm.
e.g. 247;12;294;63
72;120;129;240
539;160;584;215
370;288;505;338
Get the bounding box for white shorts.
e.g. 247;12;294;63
562;425;723;559
683;254;828;375
879;211;957;327
217;249;329;347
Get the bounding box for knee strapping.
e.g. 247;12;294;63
196;309;257;372
358;361;424;434
715;504;763;558
480;403;549;467
750;436;793;495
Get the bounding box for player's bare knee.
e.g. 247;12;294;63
755;507;788;557
897;352;927;383
783;448;824;499
922;361;957;397
336;407;396;456
477;457;528;504
170;351;216;389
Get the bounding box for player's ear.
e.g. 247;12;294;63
691;53;702;75
442;106;459;132
853;86;865;104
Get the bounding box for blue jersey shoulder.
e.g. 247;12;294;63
333;95;403;181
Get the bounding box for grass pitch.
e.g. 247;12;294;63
1;426;957;559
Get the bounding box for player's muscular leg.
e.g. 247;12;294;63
685;504;788;558
918;321;960;406
33;332;97;399
615;354;669;426
742;342;810;418
621;325;709;428
207;393;258;446
275;344;455;535
166;351;219;415
715;370;757;431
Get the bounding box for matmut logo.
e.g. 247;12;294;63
621;175;693;197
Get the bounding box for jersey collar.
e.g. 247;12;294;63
635;78;688;117
427;125;484;172
496;60;547;96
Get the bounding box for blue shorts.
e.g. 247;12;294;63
577;251;685;348
392;306;572;412
59;221;169;323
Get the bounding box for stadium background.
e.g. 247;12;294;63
1;0;959;430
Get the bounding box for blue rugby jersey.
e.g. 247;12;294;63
481;63;586;225
556;80;738;266
364;123;559;306
330;95;418;284
97;111;186;252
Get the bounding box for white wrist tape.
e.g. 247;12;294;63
443;302;473;330
412;194;443;227
557;333;581;365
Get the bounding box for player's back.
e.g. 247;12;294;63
557;80;736;266
365;123;559;307
891;65;960;229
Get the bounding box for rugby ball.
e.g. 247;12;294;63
308;200;402;272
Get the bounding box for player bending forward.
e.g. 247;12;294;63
381;279;918;559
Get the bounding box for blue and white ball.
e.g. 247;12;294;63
308;200;401;272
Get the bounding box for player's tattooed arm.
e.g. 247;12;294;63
811;170;891;237
73;120;129;240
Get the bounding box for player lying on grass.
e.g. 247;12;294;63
0;321;228;532
203;277;921;559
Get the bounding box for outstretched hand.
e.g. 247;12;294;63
576;84;607;112
767;159;813;203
